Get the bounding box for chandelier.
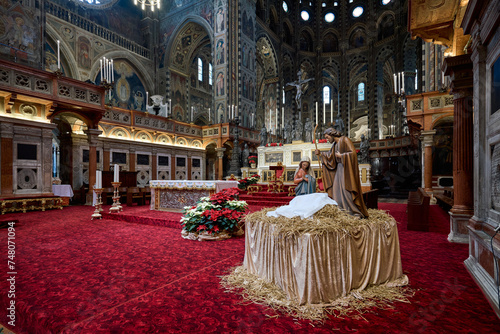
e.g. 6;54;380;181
134;0;160;11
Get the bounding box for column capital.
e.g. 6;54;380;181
84;129;102;146
0;122;14;139
216;147;226;159
420;130;436;146
442;54;473;99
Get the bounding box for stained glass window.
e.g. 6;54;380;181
358;82;365;101
198;58;203;81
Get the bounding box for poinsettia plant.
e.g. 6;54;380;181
248;155;258;164
181;187;247;238
265;142;283;147
238;174;260;190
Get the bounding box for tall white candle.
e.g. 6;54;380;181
316;102;318;124
398;72;401;93
146;91;149;107
111;59;114;82
100;59;103;82
114;164;119;182
57;40;60;69
393;74;397;94
402;72;405;92
208;107;211;122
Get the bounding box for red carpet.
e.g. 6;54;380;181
0;204;498;333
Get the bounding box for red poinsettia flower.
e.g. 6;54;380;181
197;225;207;231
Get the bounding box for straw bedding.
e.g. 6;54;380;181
220;205;413;321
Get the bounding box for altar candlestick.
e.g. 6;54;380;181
146;91;149;107
208;108;211;122
111;59;114;82
393;74;397;94
57;40;60;69
100;59;103;82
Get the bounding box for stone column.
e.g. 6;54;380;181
443;54;474;243
215;147;226;180
129;149;136;172
151;149;157;181
84;129;102;202
0;122;13;196
42;128;55;193
420;130;436;192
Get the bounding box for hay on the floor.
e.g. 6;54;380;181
244;205;397;238
220;266;413;321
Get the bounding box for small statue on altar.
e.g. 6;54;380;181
359;134;370;164
259;125;268;146
294;118;303;141
333;111;345;134
284;121;292;144
242;143;250;167
304;118;313;143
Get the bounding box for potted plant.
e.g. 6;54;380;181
238;174;260;190
181;188;247;241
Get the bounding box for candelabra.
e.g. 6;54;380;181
109;182;123;213
91;188;103;220
227;114;241;177
393;72;409;137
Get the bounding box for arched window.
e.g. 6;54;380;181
323;86;331;102
358;82;365;101
209;63;213;86
198;58;203;81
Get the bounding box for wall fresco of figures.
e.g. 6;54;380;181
0;1;41;64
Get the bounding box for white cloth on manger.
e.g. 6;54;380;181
266;192;337;219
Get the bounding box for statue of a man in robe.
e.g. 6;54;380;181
315;128;369;218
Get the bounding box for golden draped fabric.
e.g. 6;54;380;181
320;136;369;217
243;219;405;305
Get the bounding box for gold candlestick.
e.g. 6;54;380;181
109;182;123;213
92;188;103;220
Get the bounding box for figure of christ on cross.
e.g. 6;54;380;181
286;70;314;111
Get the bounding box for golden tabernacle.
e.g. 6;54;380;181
240;206;408;306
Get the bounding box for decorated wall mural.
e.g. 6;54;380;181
0;1;41;64
77;36;92;70
95;60;147;112
171;71;187;121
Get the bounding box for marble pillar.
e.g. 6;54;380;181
420;130;436;192
85;129;102;203
216;147;226;180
